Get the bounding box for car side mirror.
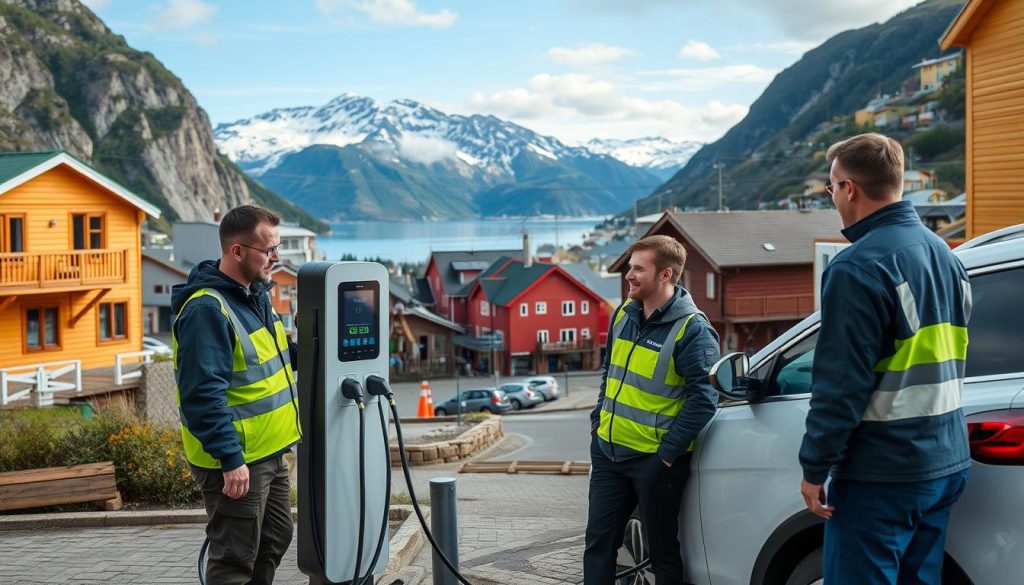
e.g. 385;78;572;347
710;352;761;401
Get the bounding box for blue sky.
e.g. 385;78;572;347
83;0;923;144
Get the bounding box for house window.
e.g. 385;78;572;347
560;328;576;343
581;328;591;339
98;301;128;341
706;272;716;300
536;301;547;315
537;330;549;343
480;300;489;316
72;213;105;250
25;307;60;351
520;303;528;317
562;300;575;316
0;214;25;253
581;300;590;315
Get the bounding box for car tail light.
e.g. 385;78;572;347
492;395;500;405
966;409;1024;465
525;390;534;398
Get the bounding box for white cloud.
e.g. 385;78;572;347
546;43;636;66
150;0;216;30
397;134;458;164
731;0;921;41
634;65;778;92
315;0;457;28
465;73;749;142
678;40;719;61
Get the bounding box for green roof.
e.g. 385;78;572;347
0;151;62;184
473;257;562;306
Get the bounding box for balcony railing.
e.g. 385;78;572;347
724;294;816;319
538;339;597;353
0;249;128;292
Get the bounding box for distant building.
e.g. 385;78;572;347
609;210;843;354
911;52;962;92
0;151;160;369
141;253;188;335
941;0;1024;237
423;248;521;322
173;220;322;270
389;276;462;377
904;169;938;191
269;265;298;338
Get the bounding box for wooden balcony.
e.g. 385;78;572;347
0;250;128;294
537;339;598;353
724;293;816;322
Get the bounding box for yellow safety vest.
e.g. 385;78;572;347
598;299;700;455
173;288;301;469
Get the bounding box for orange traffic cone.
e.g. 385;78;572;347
417;380;433;418
425;381;435;417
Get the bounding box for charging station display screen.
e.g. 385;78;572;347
338;280;380;362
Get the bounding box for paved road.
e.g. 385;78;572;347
498;410;593;462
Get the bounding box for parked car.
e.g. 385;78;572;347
525;376;560;401
617;223;1024;585
498;382;544;410
142;336;172;358
434;388;511;416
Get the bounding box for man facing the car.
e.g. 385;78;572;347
799;133;972;585
584;235;720;585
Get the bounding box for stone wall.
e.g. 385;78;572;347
391;417;503;466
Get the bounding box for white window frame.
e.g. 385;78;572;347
520;303;528;317
560;328;576;343
537;329;549;343
581;300;590;315
581;327;591;339
480;300;490;316
707;272;716;300
562;300;575;316
536;301;547;315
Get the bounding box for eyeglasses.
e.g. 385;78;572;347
237;242;281;258
824;178;850;196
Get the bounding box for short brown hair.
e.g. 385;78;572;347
825;133;904;201
625;235;687;284
219;205;280;249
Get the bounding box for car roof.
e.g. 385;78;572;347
750;225;1024;365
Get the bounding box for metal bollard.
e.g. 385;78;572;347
430;477;459;585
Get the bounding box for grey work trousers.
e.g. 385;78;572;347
191;454;293;585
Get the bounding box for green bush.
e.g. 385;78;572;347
1;406;199;506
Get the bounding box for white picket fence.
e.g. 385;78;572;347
0;360;82;407
114;350;155;386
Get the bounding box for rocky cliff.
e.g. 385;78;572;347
0;0;326;232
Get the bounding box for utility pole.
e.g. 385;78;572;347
713;162;726;211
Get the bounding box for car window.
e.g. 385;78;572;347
500;384;518;392
965;267;1023;378
766;333;817;396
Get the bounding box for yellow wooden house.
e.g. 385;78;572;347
941;0;1024;238
0;151;160;370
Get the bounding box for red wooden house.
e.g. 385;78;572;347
423;249;521;323
460;257;606;376
609;210;842;354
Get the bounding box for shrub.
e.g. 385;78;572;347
0;407;82;472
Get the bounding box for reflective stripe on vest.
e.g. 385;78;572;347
864;281;970;422
598;299;700;454
174;288;301;469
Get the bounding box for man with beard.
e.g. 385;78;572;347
172;205;301;585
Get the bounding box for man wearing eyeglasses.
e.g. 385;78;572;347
172;205;301;585
799;133;971;585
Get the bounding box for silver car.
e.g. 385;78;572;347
499;382;545;411
619;224;1024;585
525;376;560;401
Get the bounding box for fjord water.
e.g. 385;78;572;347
318;217;604;264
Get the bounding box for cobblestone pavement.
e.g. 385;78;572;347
0;435;592;585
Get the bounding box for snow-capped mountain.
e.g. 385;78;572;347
585;137;703;179
214;94;664;221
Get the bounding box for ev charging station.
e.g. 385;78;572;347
297;261;392;585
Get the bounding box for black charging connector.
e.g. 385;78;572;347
341;378;366;408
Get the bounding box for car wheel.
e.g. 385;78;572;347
434;408;446;416
785;547;823;585
511;399;521;411
616;513;652;585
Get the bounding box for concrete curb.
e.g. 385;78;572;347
383;505;427;575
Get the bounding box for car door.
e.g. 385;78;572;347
694;327;819;585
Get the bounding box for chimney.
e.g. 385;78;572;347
213;208;222;222
523;231;532;268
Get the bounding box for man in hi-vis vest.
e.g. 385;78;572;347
585;235;720;585
172;205;301;585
